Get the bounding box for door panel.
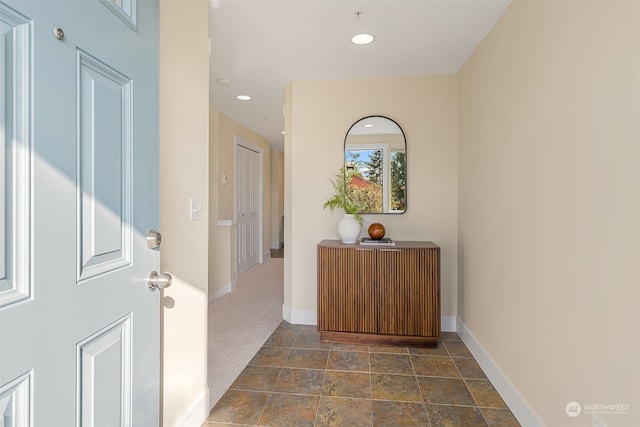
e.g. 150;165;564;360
0;2;30;310
237;144;247;270
0;371;31;426
246;149;259;266
236;142;260;274
77;314;132;426
0;0;160;425
77;49;132;281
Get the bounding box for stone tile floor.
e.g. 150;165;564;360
203;322;520;426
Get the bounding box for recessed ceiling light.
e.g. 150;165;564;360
352;33;374;45
236;95;251;101
216;78;232;87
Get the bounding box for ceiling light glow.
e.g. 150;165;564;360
352;33;374;45
236;95;252;101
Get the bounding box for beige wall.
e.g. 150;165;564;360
284;86;294;312
159;0;210;425
458;1;639;426
285;76;458;323
208;110;272;298
270;149;285;249
208;107;233;300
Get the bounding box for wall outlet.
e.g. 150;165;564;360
593;414;608;427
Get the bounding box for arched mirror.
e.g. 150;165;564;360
344;116;406;214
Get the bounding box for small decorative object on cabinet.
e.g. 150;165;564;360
367;222;385;239
337;214;361;244
317;239;440;347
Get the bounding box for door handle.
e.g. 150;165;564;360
146;271;172;292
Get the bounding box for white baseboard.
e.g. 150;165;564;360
441;316;457;332
174;389;210;427
208;280;236;303
456;319;543;427
282;305;316;325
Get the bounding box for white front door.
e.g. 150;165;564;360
236;141;260;274
0;1;160;425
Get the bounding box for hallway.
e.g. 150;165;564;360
208;258;284;408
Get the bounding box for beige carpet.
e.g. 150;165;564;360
207;258;284;409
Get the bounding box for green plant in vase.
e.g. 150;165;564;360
323;167;366;244
323;167;366;224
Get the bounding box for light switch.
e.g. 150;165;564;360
190;197;203;221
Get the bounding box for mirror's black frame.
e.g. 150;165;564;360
344;115;407;215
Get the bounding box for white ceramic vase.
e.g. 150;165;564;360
337;214;361;244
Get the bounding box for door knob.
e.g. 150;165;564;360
146;271;172;292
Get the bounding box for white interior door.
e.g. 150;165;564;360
0;1;160;425
236;142;260;274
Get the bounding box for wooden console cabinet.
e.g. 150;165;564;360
317;240;440;347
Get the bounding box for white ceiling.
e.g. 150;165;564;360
208;0;511;151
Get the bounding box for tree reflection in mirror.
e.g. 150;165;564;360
344;116;406;214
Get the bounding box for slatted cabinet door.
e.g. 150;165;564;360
377;247;440;337
317;246;376;334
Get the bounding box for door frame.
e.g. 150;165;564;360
234;135;263;278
